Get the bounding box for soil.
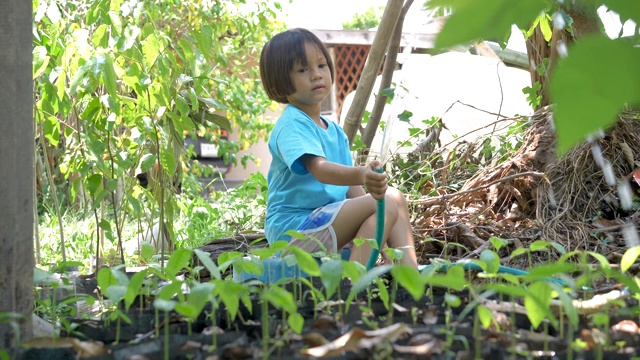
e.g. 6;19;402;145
15;272;640;360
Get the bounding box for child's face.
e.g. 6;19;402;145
286;42;332;109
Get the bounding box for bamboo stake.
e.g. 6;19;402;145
343;0;404;145
361;0;414;150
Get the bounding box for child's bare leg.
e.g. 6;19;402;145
331;194;398;265
385;187;418;268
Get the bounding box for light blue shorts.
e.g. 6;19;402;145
288;200;349;255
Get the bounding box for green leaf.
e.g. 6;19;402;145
98;219;111;232
523;262;577;281
156;280;182;301
33;46;50;79
141;243;155;261
477;304;493;330
106;285;127;304
479;250;500;274
423;265;469;291
124;270;147;310
600;0;640;24
550;36;640;154
349;264;392;296
375;277;390;310
550;283;579;327
444;293;462;308
99;55;119;101
92;24;109;48
489;236;508;251
263;286;296;314
165;248;192;278
524;281;553;329
85;174;103;197
529;239;549;252
194;249;221;280
43;116;60;147
587;251;611;270
435;0;549;49
320;259;343;300
539;13;552;41
397;110;413;122
153;298;176;312
510;248;529;258
284;247;321;276
549;242;567;255
288;313;304;334
391;265;425;301
181;282;215;320
485;283;530;298
142;33;161;68
161;148;177;174
214;281;245;320
621;246;640;273
139;154;157;173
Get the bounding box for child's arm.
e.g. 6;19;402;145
301;155;387;200
347;185;365;199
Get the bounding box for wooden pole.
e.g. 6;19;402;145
342;0;404;146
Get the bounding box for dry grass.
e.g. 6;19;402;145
408;107;640;268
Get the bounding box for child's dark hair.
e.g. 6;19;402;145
259;28;335;104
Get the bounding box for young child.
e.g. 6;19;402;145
259;28;418;268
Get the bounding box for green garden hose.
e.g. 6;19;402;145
366;167;385;271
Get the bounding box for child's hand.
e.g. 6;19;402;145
361;160;387;200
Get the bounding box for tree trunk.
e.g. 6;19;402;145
526;2;599;110
0;0;34;349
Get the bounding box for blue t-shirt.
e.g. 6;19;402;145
265;105;353;243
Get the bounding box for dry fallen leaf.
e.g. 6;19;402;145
393;339;441;355
301;323;411;358
311;314;338;331
422;306;438;325
202;326;224;336
612;320;640;334
302;332;329;347
24;337;108;358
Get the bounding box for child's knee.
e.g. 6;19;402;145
386;187;407;207
383;193;399;221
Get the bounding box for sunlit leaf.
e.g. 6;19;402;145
524;281;553;329
165;248;192;278
33;46;49;79
142;33;160;68
434;0;549;49
621;246;640;273
529;240;550;252
550;35;640;154
477;304;493;329
489;236;508;251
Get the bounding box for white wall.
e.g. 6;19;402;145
340;52;533;159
